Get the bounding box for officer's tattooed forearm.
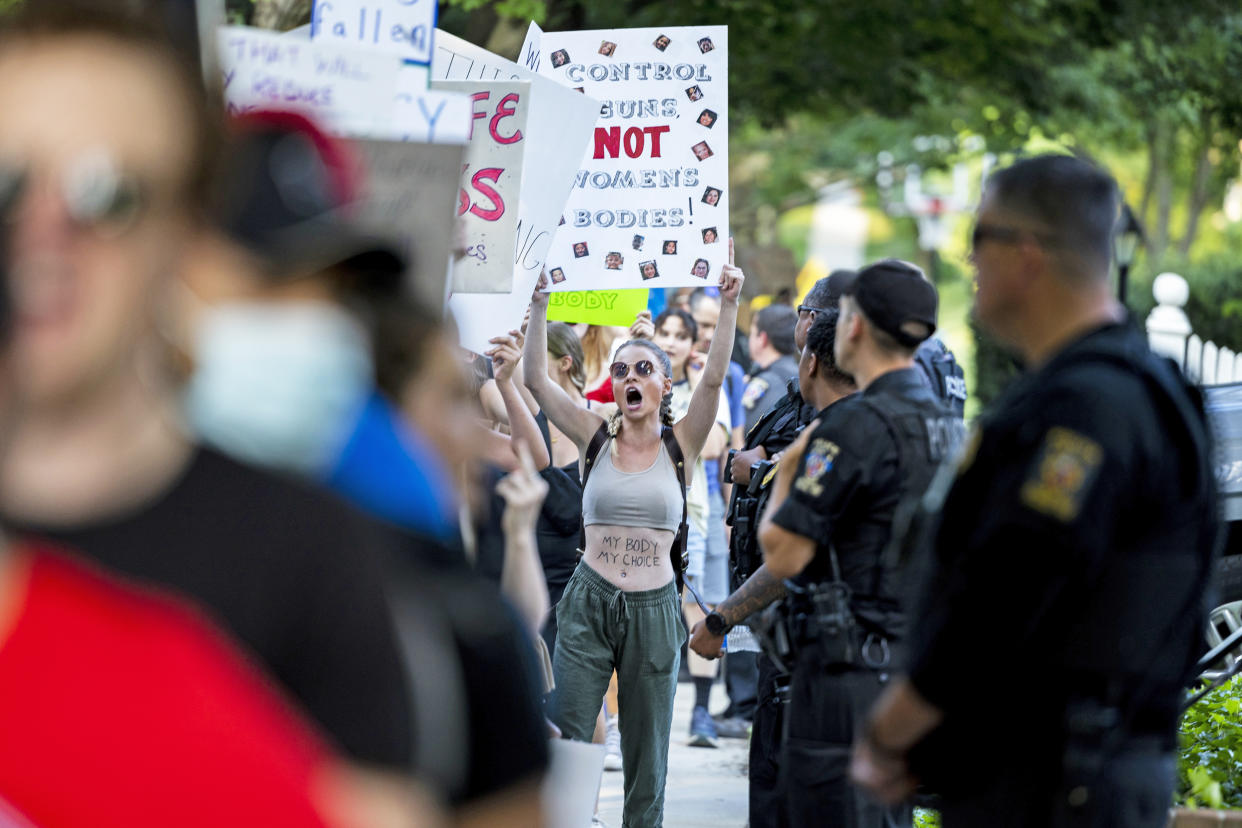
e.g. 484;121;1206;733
717;566;786;626
596;536;661;568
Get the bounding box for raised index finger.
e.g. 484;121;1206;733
728;236;734;267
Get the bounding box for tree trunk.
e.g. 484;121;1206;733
1151;126;1174;262
1179;118;1215;257
1139;118;1159;227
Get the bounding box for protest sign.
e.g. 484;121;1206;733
547;289;648;327
218;26;400;137
431;30;600;354
274;29;471;145
311;0;437;65
431;80;531;294
352;140;465;311
522;23;729;293
394;66;473;143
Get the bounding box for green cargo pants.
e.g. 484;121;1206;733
550;562;682;828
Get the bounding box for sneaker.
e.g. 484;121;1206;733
689;704;719;748
604;714;622;771
714;716;751;739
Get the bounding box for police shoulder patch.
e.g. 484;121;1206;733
742;377;769;409
794;438;840;497
1018;426;1103;522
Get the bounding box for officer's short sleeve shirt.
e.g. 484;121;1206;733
769;389;902;587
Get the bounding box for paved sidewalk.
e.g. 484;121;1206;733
596;680;750;828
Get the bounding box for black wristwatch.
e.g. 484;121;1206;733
705;610;732;637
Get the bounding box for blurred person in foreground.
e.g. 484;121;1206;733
179;110;550;823
0;2;414;769
853;155;1218;827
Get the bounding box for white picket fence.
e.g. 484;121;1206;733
1146;272;1242;386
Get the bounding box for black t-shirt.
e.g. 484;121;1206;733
906;322;1216;788
4;447;414;769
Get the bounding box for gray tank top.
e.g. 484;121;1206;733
581;437;683;533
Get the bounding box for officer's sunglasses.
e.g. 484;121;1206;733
971;222;1060;253
610;359;658;380
0;150;147;237
797;304;827;317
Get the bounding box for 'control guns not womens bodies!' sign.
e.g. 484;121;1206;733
522;23;728;292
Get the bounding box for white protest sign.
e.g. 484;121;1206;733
218;26;400;138
432;80;530;294
394;66;473;144
352;140;465;311
311;0;437;65
431;30;599;354
522;24;729;292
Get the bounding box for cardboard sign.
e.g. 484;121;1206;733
546;289;648;327
431;30;600;354
394;66;473;143
432;80;530;294
310;0;437;65
522;23;729;292
352;139;465;311
218;26;401;137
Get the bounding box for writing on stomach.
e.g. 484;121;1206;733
583;524;676;591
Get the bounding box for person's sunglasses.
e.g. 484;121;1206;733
971;223;1059;253
797;304;827;316
0;150;146;236
610;359;657;380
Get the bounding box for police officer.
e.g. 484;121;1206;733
758;260;961;828
852;155;1218;828
742;304;801;433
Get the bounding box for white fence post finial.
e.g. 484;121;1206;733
1146;272;1192;369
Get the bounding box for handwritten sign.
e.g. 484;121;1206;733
352;139;465;311
522;23;729;292
217;26;400;137
431;30;600;354
432;80;530;294
311;0;437;65
393;66;472;143
547;289;649;327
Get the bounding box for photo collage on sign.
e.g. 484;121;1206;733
528;24;729;292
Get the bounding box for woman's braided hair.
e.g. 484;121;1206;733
608;339;675;435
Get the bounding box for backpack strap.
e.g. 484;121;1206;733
661;426;690;595
577;421;612;554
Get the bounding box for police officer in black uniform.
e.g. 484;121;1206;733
728;260;960;828
852;155;1219;828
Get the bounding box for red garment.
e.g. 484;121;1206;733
585;375;614;404
0;548;333;828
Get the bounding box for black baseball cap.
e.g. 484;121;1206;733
843;259;937;347
214;110;406;293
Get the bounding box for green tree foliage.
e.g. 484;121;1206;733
1179;676;1242;808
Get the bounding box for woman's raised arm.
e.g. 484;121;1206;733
676;238;744;465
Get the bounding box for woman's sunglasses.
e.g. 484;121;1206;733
0;150;146;236
610;359;657;380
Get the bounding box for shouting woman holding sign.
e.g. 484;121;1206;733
524;242;744;827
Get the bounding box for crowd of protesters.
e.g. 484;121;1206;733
0;4;1211;828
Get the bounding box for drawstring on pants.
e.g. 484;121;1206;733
609;590;630;624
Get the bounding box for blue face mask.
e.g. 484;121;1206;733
184;302;373;476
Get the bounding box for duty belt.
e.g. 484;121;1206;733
784;579;893;671
753;578;893;674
